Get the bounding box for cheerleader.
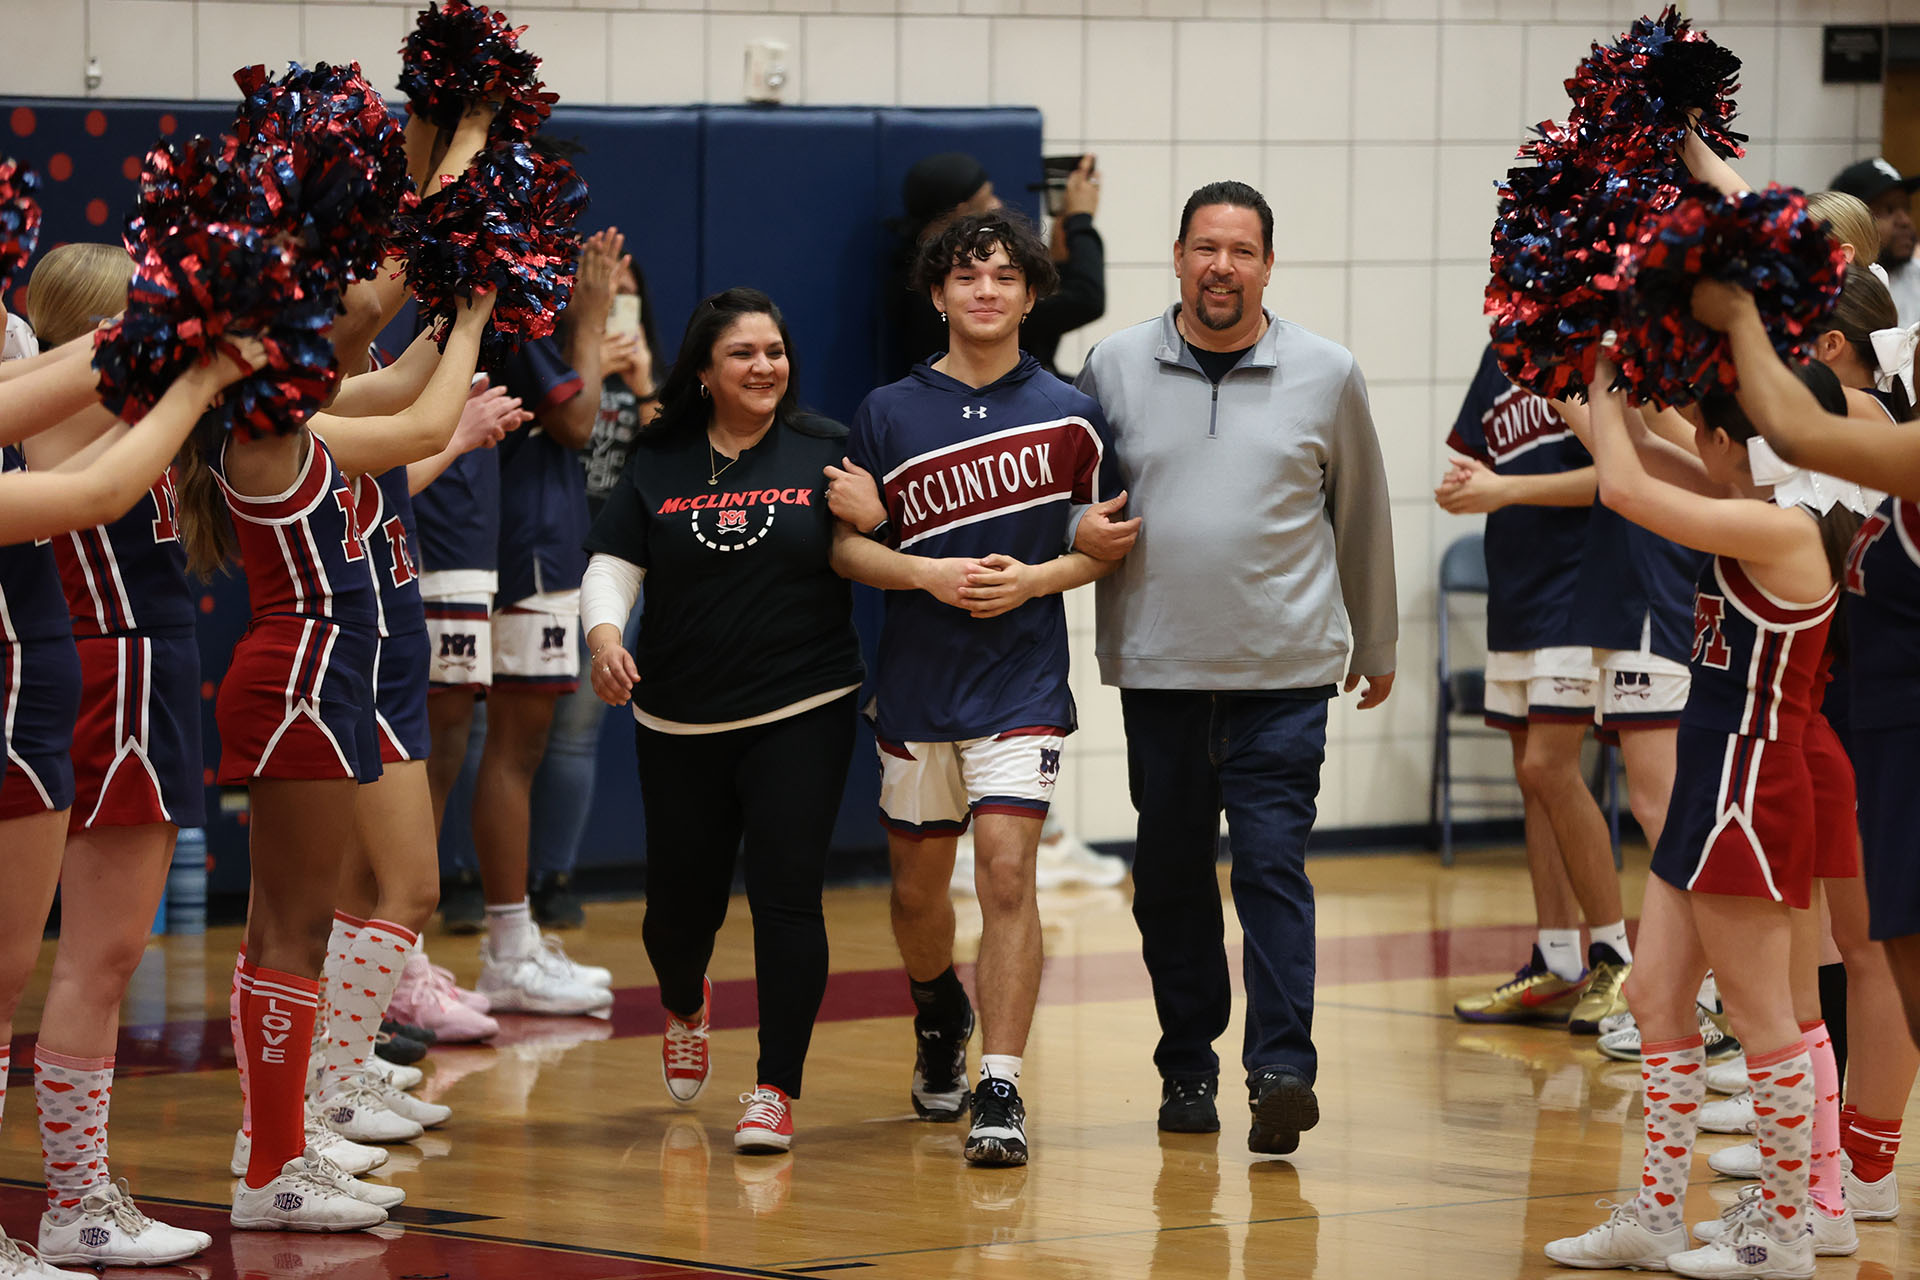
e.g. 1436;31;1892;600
173;291;493;1232
1546;351;1848;1277
0;333;260;1278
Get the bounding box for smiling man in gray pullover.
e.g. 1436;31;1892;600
1073;180;1397;1156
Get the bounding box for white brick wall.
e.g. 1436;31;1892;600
28;0;1914;835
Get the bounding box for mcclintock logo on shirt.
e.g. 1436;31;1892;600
655;487;817;552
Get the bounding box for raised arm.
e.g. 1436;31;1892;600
1700;280;1920;499
0;338;106;447
328;328;445;419
543;229;624;451
309;291;495;477
1587;354;1811;563
0;340;261;544
0;327;96;383
1682;128;1750;198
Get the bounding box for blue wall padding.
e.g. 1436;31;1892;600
0;96;1042;888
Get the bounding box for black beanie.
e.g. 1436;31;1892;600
902;152;989;225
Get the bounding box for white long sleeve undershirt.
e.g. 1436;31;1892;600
579;552;645;641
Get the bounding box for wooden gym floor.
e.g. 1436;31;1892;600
4;847;1918;1279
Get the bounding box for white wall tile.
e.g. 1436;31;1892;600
898;17;992;105
1339;735;1432;825
705;13;803;103
802;15;898;103
196;5;302;99
1266;21;1352;142
1078;263;1178;350
521;11;612;104
1352;145;1436;262
0;0;86;96
1774;22;1857;141
989;18;1085;138
1174;144;1267;216
1714;26;1778;145
1173;21;1265;141
1433;143;1510;264
1084;143;1175;264
1438;22;1523;142
1855;82;1884;144
1024;0;1085;12
1432;261;1488;385
1520;24;1595;131
1350;263;1434;381
1264;145;1351;263
611;13;708;103
1367;382;1439;504
89;1;195;100
1151;0;1207;14
300;5;409;97
1352;23;1439;142
1268;0;1323;13
1085;0;1148;13
778;0;837;14
1073;750;1136;841
1390;495;1435;618
1085;21;1176;140
1773;142;1863;191
1267;263;1348;345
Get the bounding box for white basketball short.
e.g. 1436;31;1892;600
421;571;494;692
493;589;582;693
1593;640;1690;733
1483;647;1599;731
877;727;1065;838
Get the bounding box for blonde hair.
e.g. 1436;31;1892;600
1808;190;1880;265
27;242;132;347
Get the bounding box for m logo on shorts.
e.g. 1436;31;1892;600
1038;747;1060;781
1613;671;1652;702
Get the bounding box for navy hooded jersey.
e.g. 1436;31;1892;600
849;354;1119;742
1446;346;1592;652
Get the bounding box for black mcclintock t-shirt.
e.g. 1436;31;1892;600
584;414;865;725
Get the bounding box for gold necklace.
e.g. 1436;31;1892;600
708;438;738;487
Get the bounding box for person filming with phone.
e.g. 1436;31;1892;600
884;151;1105;378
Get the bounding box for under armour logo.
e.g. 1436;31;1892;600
961;405;987;420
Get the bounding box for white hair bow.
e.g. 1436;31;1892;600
1871;261;1892;287
1871;321;1919;405
1747;437;1883;516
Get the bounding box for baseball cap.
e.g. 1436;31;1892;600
1829;157;1920;204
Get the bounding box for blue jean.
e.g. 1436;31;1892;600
1120;689;1328;1091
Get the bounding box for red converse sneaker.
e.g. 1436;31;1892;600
734;1085;793;1154
662;977;712;1105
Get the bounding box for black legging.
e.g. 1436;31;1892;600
633;692;856;1098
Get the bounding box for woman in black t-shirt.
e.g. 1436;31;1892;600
580;288;863;1154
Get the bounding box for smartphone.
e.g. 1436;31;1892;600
1031;154;1089;218
606;293;641;338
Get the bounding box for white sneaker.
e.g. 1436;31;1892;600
949;833;976;898
231;1116;389;1177
1844;1165;1899;1220
1597;1005;1738;1063
300;1148;406;1210
535;934;611;988
315;1077;426;1143
1033;832;1128;890
36;1180;208;1267
1707;1136;1761;1180
366;1055;424;1092
1691;1184;1857;1256
479;943;614;1016
1667;1217;1814;1278
1544;1199;1687;1269
1596;1018;1642;1061
230;1157;388;1232
1703;1058;1748;1095
1700;1092;1755;1134
354;1068;451;1128
0;1230;91;1279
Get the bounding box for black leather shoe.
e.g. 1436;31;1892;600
1158;1074;1220;1133
1246;1066;1319;1155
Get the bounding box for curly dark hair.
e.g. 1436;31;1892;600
909;210;1059;301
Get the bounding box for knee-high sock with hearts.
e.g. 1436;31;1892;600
34;1048;113;1223
1633;1033;1707;1234
1748;1040;1816;1243
1800;1020;1844;1217
315;919;418;1099
241;967;320;1189
230;950;255;1138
